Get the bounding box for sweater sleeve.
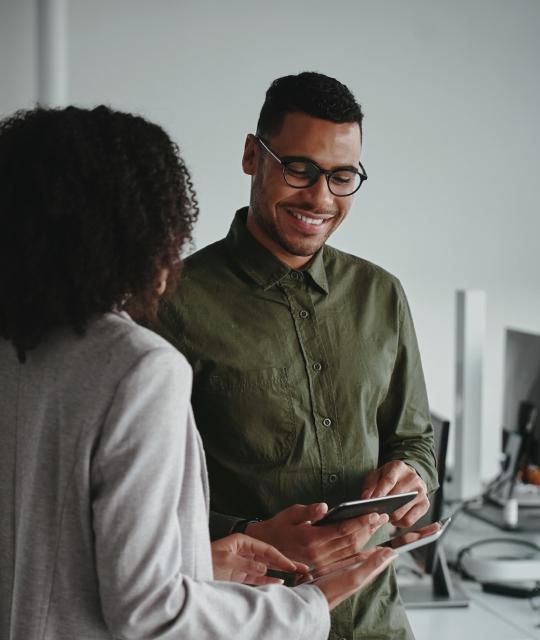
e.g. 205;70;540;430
91;345;330;640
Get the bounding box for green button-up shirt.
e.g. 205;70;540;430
158;208;437;640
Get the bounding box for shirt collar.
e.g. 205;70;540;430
304;244;329;294
225;208;329;294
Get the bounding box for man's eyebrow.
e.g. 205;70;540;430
334;164;360;172
281;154;360;172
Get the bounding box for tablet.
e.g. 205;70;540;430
312;491;418;526
381;516;451;555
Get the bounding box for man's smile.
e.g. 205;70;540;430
290;210;323;225
284;207;335;233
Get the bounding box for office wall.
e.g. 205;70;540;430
2;0;540;477
0;0;36;112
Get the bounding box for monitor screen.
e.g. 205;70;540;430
502;328;540;467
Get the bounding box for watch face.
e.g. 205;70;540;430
232;518;261;534
232;520;248;534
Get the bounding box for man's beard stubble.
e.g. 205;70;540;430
249;181;334;259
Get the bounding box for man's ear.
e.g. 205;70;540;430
242;134;258;176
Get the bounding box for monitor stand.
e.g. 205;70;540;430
400;547;469;609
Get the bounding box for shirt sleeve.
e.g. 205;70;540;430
91;345;330;640
209;510;246;540
376;282;439;494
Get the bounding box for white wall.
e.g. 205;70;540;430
0;0;36;112
2;0;540;478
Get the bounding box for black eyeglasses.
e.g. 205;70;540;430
256;136;367;197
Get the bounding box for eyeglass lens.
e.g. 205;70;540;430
283;160;361;196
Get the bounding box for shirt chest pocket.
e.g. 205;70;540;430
321;308;396;400
192;366;297;465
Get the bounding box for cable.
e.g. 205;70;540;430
454;537;540;581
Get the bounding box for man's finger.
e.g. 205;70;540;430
312;510;387;540
364;470;403;498
307;514;388;566
391;493;425;521
362;480;394;499
391;500;430;528
360;470;382;499
362;460;428;501
303;512;382;554
336;512;389;538
283;502;329;525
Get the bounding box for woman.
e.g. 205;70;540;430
0;106;394;640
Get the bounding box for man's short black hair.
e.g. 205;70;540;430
256;71;363;139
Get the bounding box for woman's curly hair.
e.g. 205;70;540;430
0;105;199;362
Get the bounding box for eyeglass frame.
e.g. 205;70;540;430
255;135;367;197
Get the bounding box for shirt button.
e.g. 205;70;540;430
313;362;322;372
322;417;332;427
329;474;338;483
299;309;310;319
290;271;301;280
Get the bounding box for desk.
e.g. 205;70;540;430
406;579;540;639
399;510;540;640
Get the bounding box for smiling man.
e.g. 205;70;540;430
245;114;363;264
158;72;438;640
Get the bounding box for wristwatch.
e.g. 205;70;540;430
231;517;262;534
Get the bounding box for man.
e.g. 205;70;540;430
159;72;438;639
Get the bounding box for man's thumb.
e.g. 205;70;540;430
283;502;328;525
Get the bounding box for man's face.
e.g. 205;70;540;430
243;112;362;268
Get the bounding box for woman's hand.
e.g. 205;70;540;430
314;547;396;610
211;533;309;585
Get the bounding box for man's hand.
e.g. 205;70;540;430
211;533;309;585
360;460;429;528
245;502;389;568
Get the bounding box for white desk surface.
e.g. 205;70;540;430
406;580;540;640
399;510;540;640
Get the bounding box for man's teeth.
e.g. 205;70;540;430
290;211;324;226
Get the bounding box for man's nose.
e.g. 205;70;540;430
304;174;335;208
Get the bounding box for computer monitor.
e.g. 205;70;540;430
502;328;540;469
465;330;540;528
409;413;448;574
399;413;468;608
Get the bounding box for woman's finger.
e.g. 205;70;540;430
232;534;299;571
